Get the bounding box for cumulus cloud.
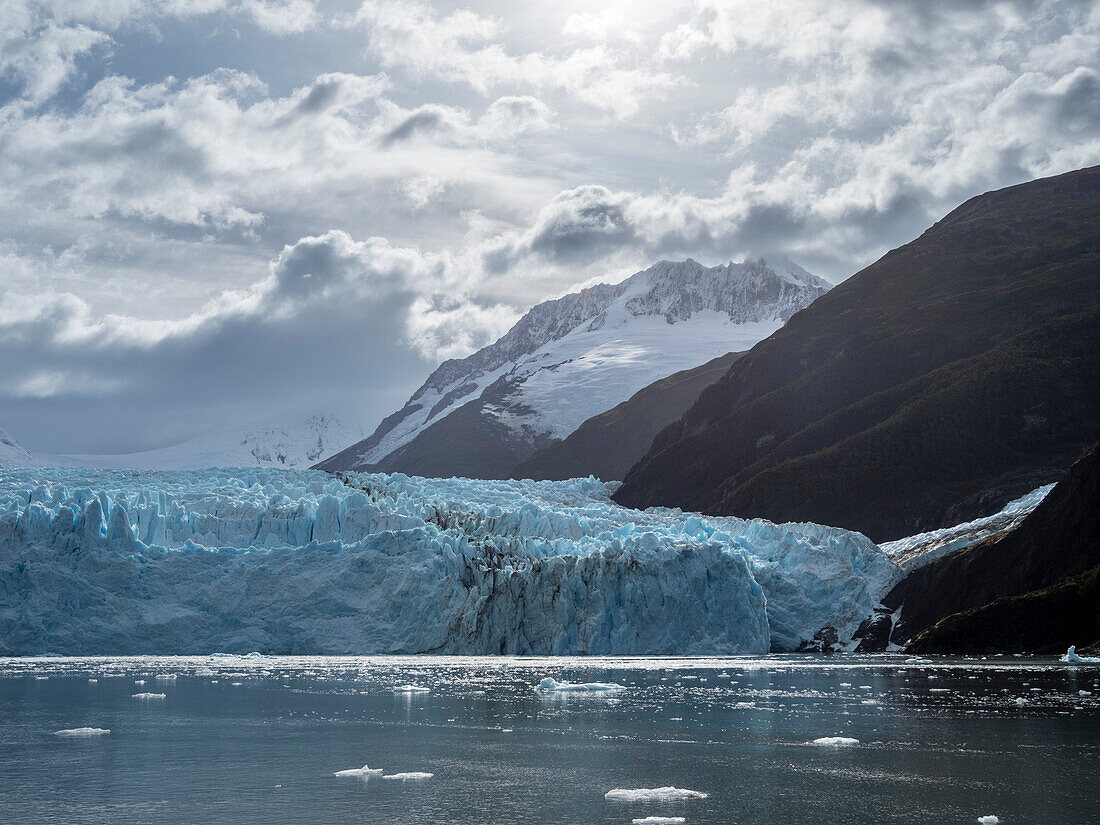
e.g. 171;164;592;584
344;0;678;117
0;230;513;452
1;0;1097;453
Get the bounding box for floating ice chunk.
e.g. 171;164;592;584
905;658;932;665
131;692;166;699
929;688;950;693
1079;690;1092;696
1014;698;1028;706
538;677;625;693
810;737;860;747
1061;646;1100;664
383;772;434;780
54;727;110;736
393;684;430;693
87;679;98;683
155;674;177;681
243;652;267;659
632;818;686;824
134;680;145;685
734;701;755;708
604;788;707;802
978;817;1000;824
334;765;383;778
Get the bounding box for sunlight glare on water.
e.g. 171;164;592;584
0;655;1097;824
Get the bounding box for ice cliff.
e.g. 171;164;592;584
0;467;895;655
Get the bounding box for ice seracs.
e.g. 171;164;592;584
0;466;895;655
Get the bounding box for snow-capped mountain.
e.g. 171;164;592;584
0;427;36;467
6;415;363;470
317;257;830;478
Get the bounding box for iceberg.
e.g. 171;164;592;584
537;677;625;693
633;819;686;824
1061;646;1100;664
53;727;110;737
605;788;708;802
393;685;430;693
132;693;166;699
810;737;859;747
383;772;433;780
334;765;383;778
0;467;895;655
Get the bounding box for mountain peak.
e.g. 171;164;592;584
317;256;830;475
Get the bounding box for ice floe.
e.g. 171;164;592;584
605;788;708;802
334;765;383;778
131;692;166;699
978;817;1000;824
53;727;110;736
537;677;625;693
393;684;430;693
383;772;434;780
632;818;687;824
810;737;860;747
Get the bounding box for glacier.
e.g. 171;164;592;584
0;467;894;656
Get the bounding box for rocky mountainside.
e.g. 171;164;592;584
883;440;1099;654
614;166;1100;541
513;351;745;481
316;258;829;478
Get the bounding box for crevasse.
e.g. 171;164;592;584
0;467;895;655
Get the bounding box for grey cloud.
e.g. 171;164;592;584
380;108;450;146
0;231;480;453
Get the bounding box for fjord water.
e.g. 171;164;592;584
1;656;1096;824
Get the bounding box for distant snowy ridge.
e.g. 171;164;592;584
0;466;893;655
319;257;829;475
0;427;36;467
5;415;363;471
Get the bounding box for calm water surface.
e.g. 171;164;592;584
0;655;1097;824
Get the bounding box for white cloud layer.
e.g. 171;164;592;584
0;0;1097;452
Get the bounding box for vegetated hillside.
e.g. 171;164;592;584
891;440;1099;653
513;352;744;481
615;166;1100;541
315;257;828;479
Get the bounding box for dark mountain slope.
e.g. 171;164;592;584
513;352;744;481
615;166;1100;541
889;440;1100;653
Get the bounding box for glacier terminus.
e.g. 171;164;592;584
0;467;896;656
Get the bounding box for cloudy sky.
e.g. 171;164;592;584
1;0;1097;454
